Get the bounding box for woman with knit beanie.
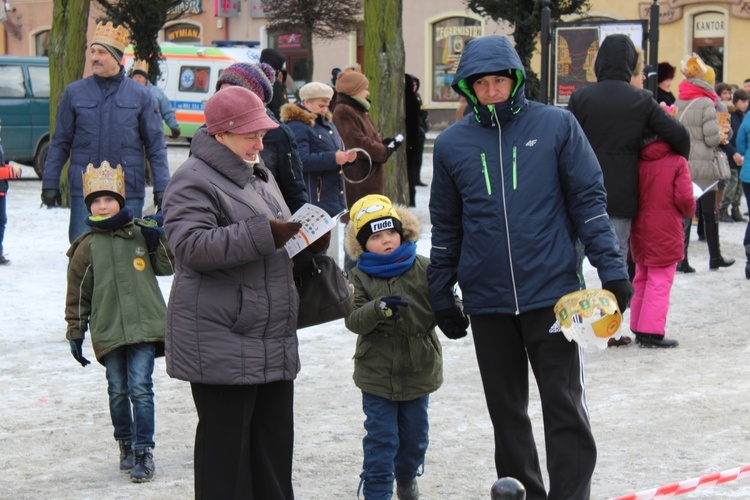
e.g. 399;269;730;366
332;71;402;225
674;54;735;271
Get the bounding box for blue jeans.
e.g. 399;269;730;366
101;343;156;450
69;196;143;243
360;392;429;500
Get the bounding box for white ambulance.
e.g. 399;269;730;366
123;42;262;138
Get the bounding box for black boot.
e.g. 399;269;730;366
130;447;155;482
635;333;679;348
676;260;695;273
118;440;134;471
745;245;750;280
705;211;735;269
396;478;419;500
733;207;748;222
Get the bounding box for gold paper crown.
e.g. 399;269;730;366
681;53;707;79
133;59;149;74
92;21;129;55
82;161;126;203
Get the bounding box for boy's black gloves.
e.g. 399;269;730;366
435;306;470;339
41;189;62;208
136;215;165;251
69;338;91;367
378;295;409;320
603;279;634;313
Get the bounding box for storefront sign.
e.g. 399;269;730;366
277;33;302;49
694;12;726;38
215;0;240;18
249;0;267;19
165;23;202;43
638;2;683;24
169;0;202;15
431;16;483;102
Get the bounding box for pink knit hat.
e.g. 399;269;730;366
205;86;279;135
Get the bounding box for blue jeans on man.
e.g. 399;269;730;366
360;392;429;499
68;195;143;243
101;343;156;450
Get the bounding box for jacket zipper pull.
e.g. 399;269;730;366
512;146;517;190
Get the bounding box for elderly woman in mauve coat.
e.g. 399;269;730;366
162;86;313;500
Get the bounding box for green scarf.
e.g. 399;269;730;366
353;95;371;111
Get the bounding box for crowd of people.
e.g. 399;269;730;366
7;15;748;500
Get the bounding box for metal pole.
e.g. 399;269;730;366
540;0;551;104
648;0;660;94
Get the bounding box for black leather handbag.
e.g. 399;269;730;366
293;251;353;329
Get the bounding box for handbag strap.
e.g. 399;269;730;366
677;99;699;123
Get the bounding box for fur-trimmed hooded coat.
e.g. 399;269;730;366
344;205;443;401
281;103;347;216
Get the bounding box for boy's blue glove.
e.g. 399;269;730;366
434;306;470;339
70;339;91;367
378;295;409;320
136;215;165;251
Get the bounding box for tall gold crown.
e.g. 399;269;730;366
133;59;149;74
82;161;126;202
92;21;129;54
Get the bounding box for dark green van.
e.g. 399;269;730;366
0;56;50;177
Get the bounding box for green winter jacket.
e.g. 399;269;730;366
65;220;174;363
344;206;443;401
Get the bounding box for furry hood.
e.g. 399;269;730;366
280;102;332;125
344;203;420;260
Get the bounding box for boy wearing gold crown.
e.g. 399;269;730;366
65;161;174;482
344;194;444;500
41;21;170;245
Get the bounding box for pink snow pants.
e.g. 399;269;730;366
629;264;676;336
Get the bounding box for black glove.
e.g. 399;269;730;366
603;279;634;313
308;230;331;254
170;127;181;138
69;338;91;367
153;191;164;212
136;215;165;251
269;220;302;248
41;189;62;208
378;295;409;320
435;306;470;339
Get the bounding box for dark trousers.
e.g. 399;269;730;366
191;381;294;500
471;309;595;500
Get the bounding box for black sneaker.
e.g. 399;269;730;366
130;447;155;482
0;255;10;265
636;333;679;348
396;478;419;500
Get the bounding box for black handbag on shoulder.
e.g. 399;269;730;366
293;251;354;329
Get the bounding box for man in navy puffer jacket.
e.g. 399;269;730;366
428;35;632;500
41;21;169;243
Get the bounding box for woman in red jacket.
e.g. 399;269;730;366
629;120;696;348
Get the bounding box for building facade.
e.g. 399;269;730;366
4;1;750;125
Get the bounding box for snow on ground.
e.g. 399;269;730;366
2;148;750;499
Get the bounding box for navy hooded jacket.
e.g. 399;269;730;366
428;36;628;315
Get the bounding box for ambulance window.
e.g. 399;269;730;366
179;66;211;93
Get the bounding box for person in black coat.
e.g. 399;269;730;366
261;48;289;121
567;35;690;268
404;74;428;206
657;62;677;105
